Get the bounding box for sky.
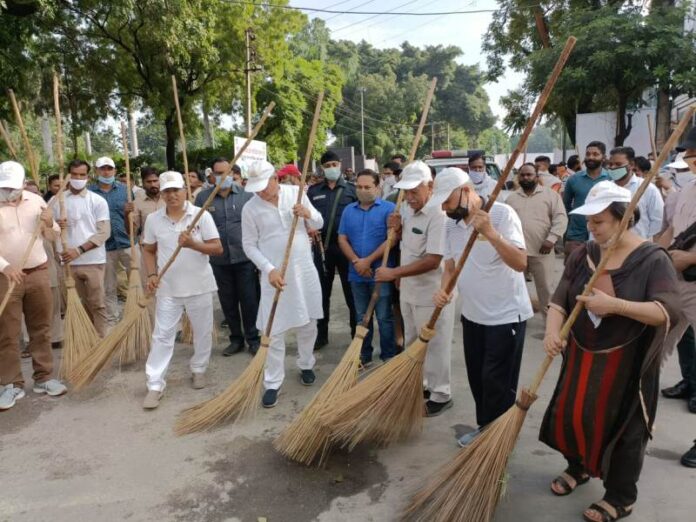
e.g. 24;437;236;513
292;0;524;123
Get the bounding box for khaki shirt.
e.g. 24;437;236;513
506;184;567;257
399;203;447;306
132;191;165;235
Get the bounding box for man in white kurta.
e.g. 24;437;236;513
141;171;223;409
241;160;324;408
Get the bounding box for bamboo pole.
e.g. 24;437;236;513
7;89;40;185
0;119;18;159
171;75;192;201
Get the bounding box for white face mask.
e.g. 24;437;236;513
70;179;88;190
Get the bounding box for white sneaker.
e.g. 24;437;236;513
0;385;26;411
33;379;68;397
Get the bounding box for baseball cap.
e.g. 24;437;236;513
570;180;631;216
677;127;696;152
0;161;25;189
667;152;688;170
277;164;301;179
424;167;470;211
394;160;432;190
95;156;116;169
245;160;276;193
159;171;185;191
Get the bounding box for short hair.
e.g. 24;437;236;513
211;157;229;169
390;153;407;163
356;169;380;187
47;174;60;184
549;164;557;175
468;152;485;165
231;164;242;175
25;179;38;187
383;161;401;174
140;166;159;182
610;146;635;162
189;170;205;183
534;155;551;164
67;159;90;173
634;156;651;173
518;162;537;173
586;141;606;155
567;155;581;170
320;150;340;165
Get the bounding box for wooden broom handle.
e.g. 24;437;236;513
362;77;437;323
526;103;696;397
263;92;325;337
0;216;43;316
7;89;40;186
0;119;18;159
425;36;577;329
172;76;192;201
156;102;276;281
120;120;138;265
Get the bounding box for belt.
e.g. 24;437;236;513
23;262;48;274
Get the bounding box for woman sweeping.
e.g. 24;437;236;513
540;181;679;522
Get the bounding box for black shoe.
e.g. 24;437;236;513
314;336;328;351
689;396;696;414
300;369;316;386
424;399;453;417
662;380;690;399
262;389;279;408
359;356;373;370
423;389;431;400
222;341;245;356
248;341;260;356
681;441;696;467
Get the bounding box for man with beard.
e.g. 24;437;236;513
126;167;164;237
562;141;611;260
507;163;567;314
534;155;562;192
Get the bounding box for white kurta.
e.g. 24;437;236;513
242;185;324;336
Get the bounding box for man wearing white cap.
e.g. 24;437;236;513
141;171;223;409
0;161;66;411
241;160;324;408
431;167;532;446
90;156;132;326
375;160;456;417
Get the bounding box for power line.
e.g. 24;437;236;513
323;0;377;22
223;0;505;15
331;0;421;34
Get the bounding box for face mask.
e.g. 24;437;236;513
468;170;485;185
446;189;470;222
356;189;377;205
215;175;234;189
69;179;88;190
0;188;22;202
98;175;115;185
585;159;602;170
323;167;341;181
519;179;537;191
607;166;629;181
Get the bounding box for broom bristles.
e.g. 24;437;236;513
174;343;268;435
59;282;99;381
273;325;364;466
319;327;435;450
180;312;218;345
117;268;152;365
403;391;536;522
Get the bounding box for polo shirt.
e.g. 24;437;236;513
90;181;132;251
142;202;219;298
337;198;395;283
445;202;533;325
562;169;611;241
307;177;357;248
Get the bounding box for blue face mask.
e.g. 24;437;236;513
323;166;341;181
607;166;629;181
215;175;234;189
468;169;486;185
98;175;115;185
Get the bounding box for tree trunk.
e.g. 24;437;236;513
655;88;671;152
614;95;633;146
202;100;214;148
41;112;54;165
129;108;139;157
165;113;176;169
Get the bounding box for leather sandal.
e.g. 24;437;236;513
550;470;590;496
583;500;633;522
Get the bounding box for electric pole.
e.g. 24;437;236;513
244;28;261;138
360;87;365;157
431;121;435;153
446;122;450;150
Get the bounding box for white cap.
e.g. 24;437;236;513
95;156;116;168
159;171;185;191
0;161;25;189
424;167;470;211
394;160;432;190
570;180;631;216
245;160;276;192
667;152;688;170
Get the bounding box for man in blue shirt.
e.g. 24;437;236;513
338;169;396;365
90;156;133;326
562;141;611;260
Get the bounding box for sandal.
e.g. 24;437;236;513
583;500;633;522
550;470;590;496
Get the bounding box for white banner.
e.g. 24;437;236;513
234;136;267;163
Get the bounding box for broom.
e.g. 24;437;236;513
116;120;152;365
7;89;40;186
69;102;276;391
273;77;438;466
180;314;219;345
174;92;325;436
402;100;696;522
321;37;578;451
50;73;100;381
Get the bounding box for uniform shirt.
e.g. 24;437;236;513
445;202;533;325
337;198;396;283
0;191;60;272
142;202;219;298
51;189;110;266
622;174;663;239
131;191;165;235
307;177;357;248
563;169;611;241
195;184;254;265
505;185;568;257
399;203;447;306
90;181;132;251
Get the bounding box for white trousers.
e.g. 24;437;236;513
401;298;455;403
264;320;317;390
146;292;214;392
105;247;132;325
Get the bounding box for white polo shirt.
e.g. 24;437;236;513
143;202;219;298
51;189;110;265
445;202;533;325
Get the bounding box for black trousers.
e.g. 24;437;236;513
461;316;526;427
211;261;260;345
677;326;696;393
314;243;356;340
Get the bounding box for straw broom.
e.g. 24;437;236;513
321;37;578;452
174;93;325;436
7;89;40;186
402;105;696;522
273;78;438;466
69;102;276;391
116;120;152;365
51;73;100;381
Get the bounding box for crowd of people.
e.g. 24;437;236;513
2;129;696;521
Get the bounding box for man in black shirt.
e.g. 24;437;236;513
307;150;358;348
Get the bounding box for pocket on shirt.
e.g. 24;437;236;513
403;229;427;257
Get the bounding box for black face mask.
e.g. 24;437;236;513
585;159;602;170
446;189;473;222
519;179;537;191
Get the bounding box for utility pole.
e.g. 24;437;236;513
431;121;435;153
244;28;261;138
360;87;365;157
446;122;451;150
